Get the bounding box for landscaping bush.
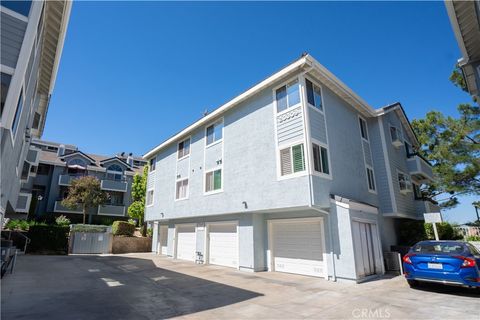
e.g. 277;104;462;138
112;221;135;236
147;228;153;237
27;225;69;254
55;215;71;226
71;224;109;233
425;222;463;240
467;235;480;241
5;219;32;231
397;220;427;246
128;219;137;226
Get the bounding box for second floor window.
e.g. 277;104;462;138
280;143;305;176
276;80;300;113
12;90;23;137
178;138;190;159
312;143;329;175
206;120;223;146
146;190;154;206
359;117;368;140
106;164;123;181
398;172;412;194
305;79;323;110
149;158;156;172
366;167;376;191
176;178;189;200
205;168;222;192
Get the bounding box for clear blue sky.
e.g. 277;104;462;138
43;1;479;223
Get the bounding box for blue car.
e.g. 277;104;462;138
403;240;480;289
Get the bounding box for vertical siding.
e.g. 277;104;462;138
362;140;373;166
1;12;27;68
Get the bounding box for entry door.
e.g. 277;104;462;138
270;219;326;278
176;225;196;261
207;223;238;268
159;225;168;255
352;221;377;278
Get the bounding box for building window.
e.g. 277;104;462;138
366;167;376;191
175;178;189;200
37;163;49;175
280;143;305;176
276;80;300;112
106;164;123;181
12;90;24;137
205;169;222;193
1;1;32;17
413;183;422;200
149;158;156;172
106;191;124;205
206;120;223;146
312;143;329;175
398;171;412;194
146;190;154;206
178;138;190;159
359;117;368;140
404;142;414;158
21;161;30;180
1;73;12;118
305;79;323;110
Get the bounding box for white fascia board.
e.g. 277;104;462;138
143;57;309;159
444;1;469;64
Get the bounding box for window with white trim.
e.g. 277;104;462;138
175;178;189;200
359;117;368;141
178;138;190;159
276;80;300;113
366;167;376;191
390;126;402;142
106;164;123;181
12;90;24;137
206;120;223;146
149;158;156;172
398;171;412;194
205;168;222;192
312;143;329;175
280;143;305;176
305;78;323;111
146;189;154;206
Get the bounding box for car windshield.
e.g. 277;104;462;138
412;243;465;254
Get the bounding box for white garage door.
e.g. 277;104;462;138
208;223;238;268
270;219;326;278
176;225;196;261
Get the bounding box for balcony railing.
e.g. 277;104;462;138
407;155;434;182
58;174;84;186
26;147;40;166
424;201;441;214
98;204;126;216
101;179;127;192
54;200;82;214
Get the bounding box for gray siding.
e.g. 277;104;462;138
276;105;304;146
309;109;327;144
1;12;27;68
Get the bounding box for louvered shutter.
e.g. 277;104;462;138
280;148;292;176
292;144;305;173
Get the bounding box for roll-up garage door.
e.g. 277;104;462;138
208;222;238;268
175;225;196;261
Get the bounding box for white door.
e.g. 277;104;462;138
176;225;196;261
159;225;168;255
270;219;326;278
352;221;378;278
208;223;238;268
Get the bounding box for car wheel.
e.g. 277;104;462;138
407;280;419;288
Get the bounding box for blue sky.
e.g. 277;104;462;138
43;1;478;223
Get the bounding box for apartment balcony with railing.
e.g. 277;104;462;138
58;174;84;186
407;154;434;183
54;200;82;214
98;204;126;216
100;179;127;192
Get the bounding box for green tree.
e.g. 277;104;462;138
128;166;148;224
411;69;479;209
62;176;107;224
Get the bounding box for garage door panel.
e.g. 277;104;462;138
271;219;326;278
208;223;238;268
176;226;196;261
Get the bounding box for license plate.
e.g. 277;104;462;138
427;263;442;270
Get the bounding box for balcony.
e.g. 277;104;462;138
58;174;83;186
16;193;32;213
424;201;441;214
54;200;82;214
26;147;40;166
407;155;434;183
98;204;126;216
101;179;127;192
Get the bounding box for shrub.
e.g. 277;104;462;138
467;235;480;241
55;215;71;226
18;220;30;231
112;221;135;236
27;225;69;254
425;222;463;240
71;224;108;233
147;228;153;237
128;219;137;226
397;220;427;246
5;219;20;230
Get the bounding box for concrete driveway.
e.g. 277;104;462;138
1;253;478;320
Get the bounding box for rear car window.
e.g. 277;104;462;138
412;243;465;254
467;244;480;255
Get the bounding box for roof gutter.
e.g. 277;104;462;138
143;57;309;159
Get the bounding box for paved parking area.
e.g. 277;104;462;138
1;253;478;319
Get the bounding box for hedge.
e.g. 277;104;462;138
425;222;463;240
34;213;128;226
27;225;70;254
71;224;109;233
112;221;135;236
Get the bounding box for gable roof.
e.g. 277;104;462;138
100;156;133;171
60;151;96;164
375;102;419;146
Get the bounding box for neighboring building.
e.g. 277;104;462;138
0;1;72;218
445;0;480;100
18;139;146;220
143;54;439;282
